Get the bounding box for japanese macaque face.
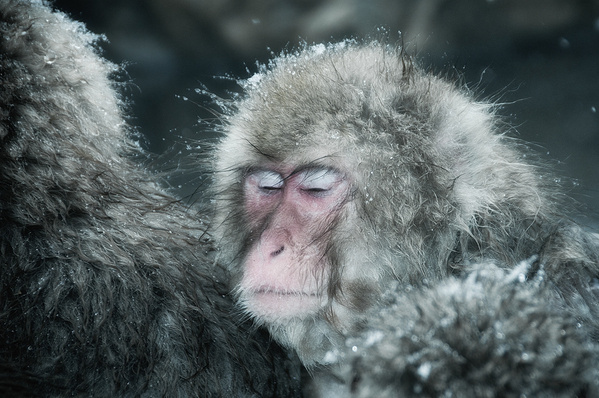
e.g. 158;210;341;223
241;167;349;320
212;41;551;365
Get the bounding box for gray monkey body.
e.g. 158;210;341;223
0;1;300;396
212;41;599;395
344;261;599;397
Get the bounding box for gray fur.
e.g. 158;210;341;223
211;41;599;394
345;261;599;397
0;1;300;396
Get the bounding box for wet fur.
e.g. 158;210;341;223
346;262;599;397
0;1;300;396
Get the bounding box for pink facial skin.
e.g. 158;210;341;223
241;166;349;320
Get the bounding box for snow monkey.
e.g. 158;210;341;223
212;41;599;395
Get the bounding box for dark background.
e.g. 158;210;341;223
53;0;599;222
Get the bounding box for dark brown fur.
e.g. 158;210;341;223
0;1;300;396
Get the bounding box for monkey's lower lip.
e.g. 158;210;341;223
248;288;322;317
254;287;319;297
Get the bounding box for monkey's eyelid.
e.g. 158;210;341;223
251;170;284;189
299;169;342;190
302;187;328;192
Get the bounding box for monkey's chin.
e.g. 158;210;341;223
244;290;323;321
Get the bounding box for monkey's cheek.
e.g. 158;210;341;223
243;291;324;321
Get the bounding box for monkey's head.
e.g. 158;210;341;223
212;41;548;364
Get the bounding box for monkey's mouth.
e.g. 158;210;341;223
254;286;319;296
246;286;322;318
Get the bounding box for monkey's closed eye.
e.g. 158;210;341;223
299;169;342;196
251;170;284;191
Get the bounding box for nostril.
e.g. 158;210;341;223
271;246;284;256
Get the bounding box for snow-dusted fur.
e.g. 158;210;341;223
212;41;599;394
345;262;599;397
0;1;300;396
